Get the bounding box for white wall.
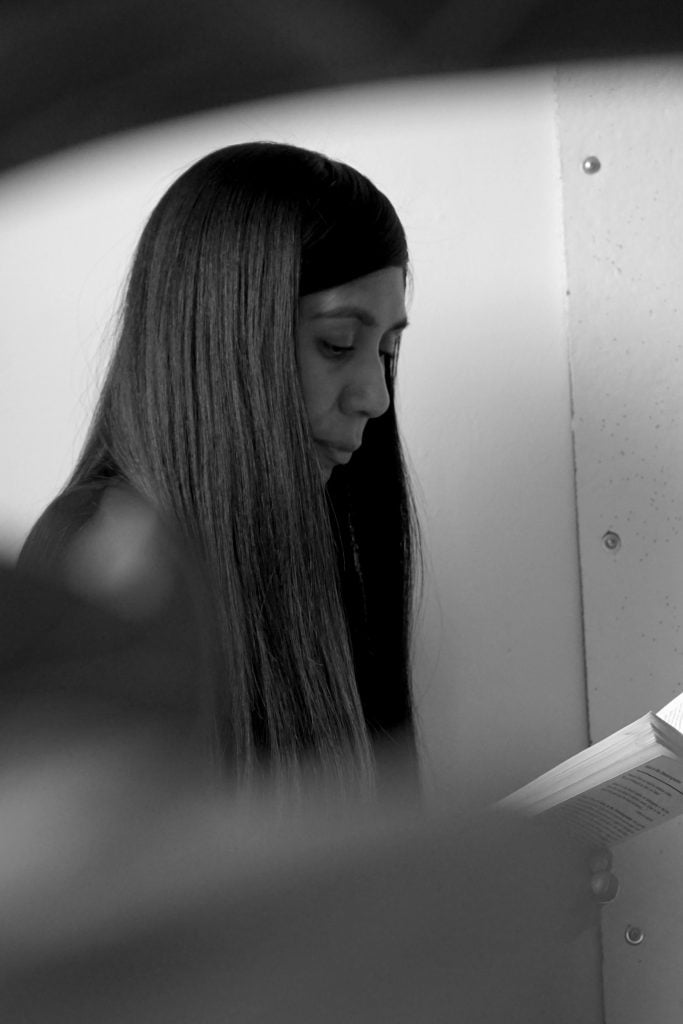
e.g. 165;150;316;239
557;58;683;1024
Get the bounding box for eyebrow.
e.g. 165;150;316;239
311;305;409;332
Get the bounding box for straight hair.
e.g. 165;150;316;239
61;142;422;793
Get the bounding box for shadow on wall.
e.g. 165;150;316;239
2;0;683;171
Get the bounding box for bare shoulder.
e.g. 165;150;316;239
16;481;114;581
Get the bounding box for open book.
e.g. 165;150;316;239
498;692;683;847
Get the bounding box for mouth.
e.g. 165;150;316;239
315;441;359;466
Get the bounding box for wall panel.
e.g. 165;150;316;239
557;59;683;1024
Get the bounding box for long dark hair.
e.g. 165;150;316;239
64;142;421;791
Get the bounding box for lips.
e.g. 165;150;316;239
315;441;359;465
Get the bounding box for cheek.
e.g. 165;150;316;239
299;364;339;429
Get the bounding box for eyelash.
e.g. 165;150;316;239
320;341;396;365
321;342;353;359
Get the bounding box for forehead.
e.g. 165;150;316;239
299;267;407;328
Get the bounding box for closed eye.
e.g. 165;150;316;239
320;340;354;359
318;340;399;365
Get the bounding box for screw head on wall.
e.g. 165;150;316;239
602;530;621;551
625;925;645;945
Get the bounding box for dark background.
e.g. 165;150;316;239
2;0;682;173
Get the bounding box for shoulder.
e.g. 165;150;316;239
16;481;117;581
11;480;213;724
18;481;211;629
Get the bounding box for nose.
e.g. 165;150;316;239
340;355;391;421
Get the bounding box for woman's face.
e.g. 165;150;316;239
295;266;407;483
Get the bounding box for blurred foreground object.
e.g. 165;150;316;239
0;553;599;1022
0;722;598;1022
2;0;683;172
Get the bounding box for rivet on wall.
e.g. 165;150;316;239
582;156;602;174
602;530;621;551
624;925;645;946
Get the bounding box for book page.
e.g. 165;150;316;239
498;714;660;816
656;691;683;734
542;755;683;847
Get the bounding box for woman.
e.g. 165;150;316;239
18;142;422;795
